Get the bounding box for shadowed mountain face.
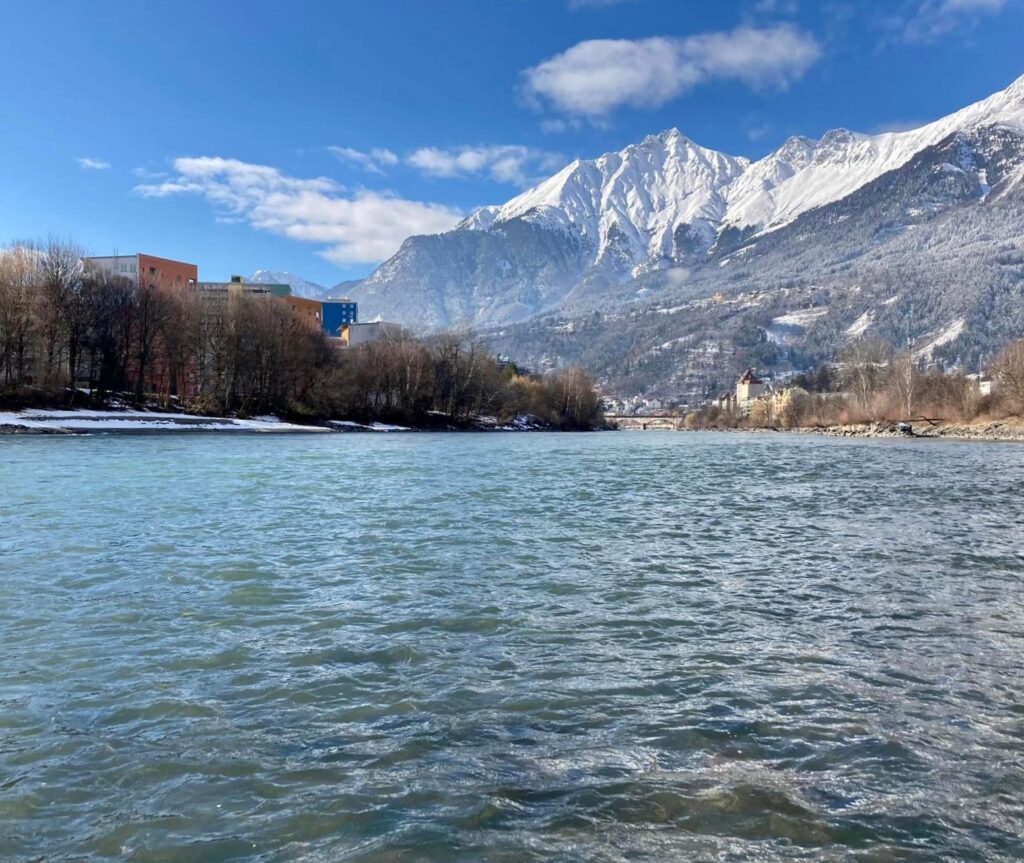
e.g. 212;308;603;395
349;75;1024;334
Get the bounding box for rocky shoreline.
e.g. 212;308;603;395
747;419;1024;442
672;418;1024;442
910;419;1024;442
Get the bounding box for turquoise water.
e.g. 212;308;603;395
2;431;1024;861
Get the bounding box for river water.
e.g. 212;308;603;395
2;431;1024;861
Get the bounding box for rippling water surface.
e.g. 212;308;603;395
2;431;1024;861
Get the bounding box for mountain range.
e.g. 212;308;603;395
347;73;1024;333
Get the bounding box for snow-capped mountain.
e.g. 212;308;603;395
248;270;330;299
351;73;1024;329
720;72;1024;236
491;130;748;273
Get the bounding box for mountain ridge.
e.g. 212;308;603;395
349;72;1024;328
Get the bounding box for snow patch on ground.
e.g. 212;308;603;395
846;311;873;338
915;318;966;358
655;334;696;351
772;307;829;328
327;420;411;432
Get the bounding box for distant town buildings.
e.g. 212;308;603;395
603;395;675;417
711;369;769;413
82;252;397;349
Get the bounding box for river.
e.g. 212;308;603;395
2;431;1023;861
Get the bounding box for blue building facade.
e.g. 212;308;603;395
321;300;358;337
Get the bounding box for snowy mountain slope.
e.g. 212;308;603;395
327;279;363;299
351;73;1024;328
721;73;1024;235
492;129;748;271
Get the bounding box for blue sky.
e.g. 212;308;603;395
1;0;1021;287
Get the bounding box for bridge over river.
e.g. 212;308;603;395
604;414;684;431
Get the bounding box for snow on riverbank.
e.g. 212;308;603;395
328;420;412;432
0;409;565;435
0;409;330;434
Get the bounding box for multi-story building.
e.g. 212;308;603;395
321;299;358;337
83;253;197;290
196;275;288;305
283;295;324;330
736;369;768;404
338;321;402;348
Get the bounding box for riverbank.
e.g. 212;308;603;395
0;407;592;435
686;419;1024;442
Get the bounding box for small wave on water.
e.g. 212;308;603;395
2;431;1024;861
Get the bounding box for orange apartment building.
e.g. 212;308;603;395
283;295;323;330
83;253;200;397
83;253;198;290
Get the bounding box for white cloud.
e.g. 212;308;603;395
135;156;462;265
76;157;111;170
899;0;1007;41
328;146;400;174
406;145;564;185
522;25;822;118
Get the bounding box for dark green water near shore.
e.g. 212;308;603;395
2;431;1024;861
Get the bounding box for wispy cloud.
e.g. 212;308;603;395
522;25;822;119
328;146;399;174
893;0;1007;42
745;122;773;141
406;145;564;186
132;166;168;180
750;0;800;14
76;157;111;170
135;156;462;265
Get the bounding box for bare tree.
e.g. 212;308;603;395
0;246;38;387
993;340;1024;412
890;352;919;418
36;238;84;391
839;338;894;410
131;278;171;402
